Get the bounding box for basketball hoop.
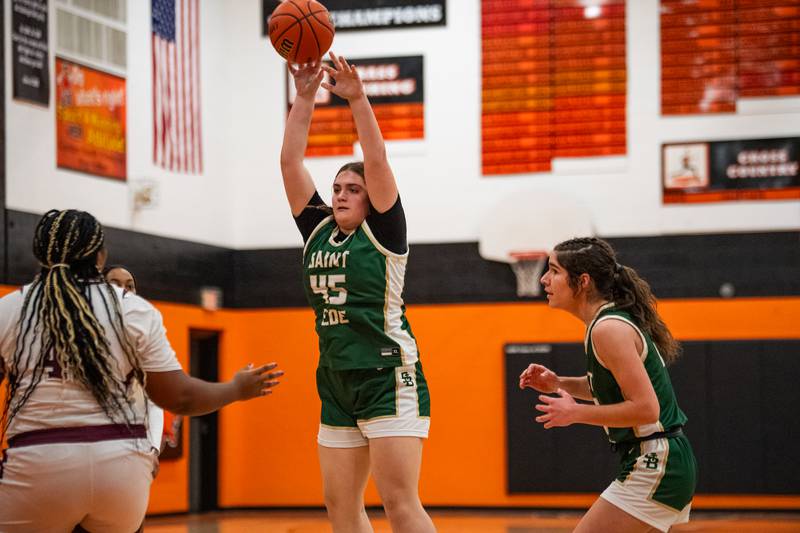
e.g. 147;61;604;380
509;251;548;298
477;190;593;299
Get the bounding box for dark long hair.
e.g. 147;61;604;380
554;237;681;364
1;209;144;440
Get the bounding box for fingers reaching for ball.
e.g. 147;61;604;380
320;52;364;101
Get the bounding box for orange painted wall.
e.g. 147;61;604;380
2;284;798;511
212;298;800;510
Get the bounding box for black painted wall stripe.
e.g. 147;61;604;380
4;210;799;308
6;210;235;306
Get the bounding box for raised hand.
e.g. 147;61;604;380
233;362;284;400
321;51;365;101
288;62;324;99
535;388;578;429
519;363;560;393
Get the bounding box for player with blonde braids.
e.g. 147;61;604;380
3;210;144;432
0;209;284;532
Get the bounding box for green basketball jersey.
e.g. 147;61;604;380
585;303;687;444
303;216;419;370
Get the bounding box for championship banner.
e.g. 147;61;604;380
481;0;627;176
287;55;424;157
662;137;800;203
660;1;800;115
12;0;49;106
56;58;127;180
325;0;445;31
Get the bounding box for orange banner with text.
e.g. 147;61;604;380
56;57;126;180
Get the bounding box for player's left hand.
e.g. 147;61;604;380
321;51;364;101
534;388;578;429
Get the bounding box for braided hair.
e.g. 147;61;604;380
553;237;681;364
1;209;145;440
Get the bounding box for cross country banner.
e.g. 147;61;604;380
287;55;424;157
56;58;127;180
662;137;800;204
324;0;445;31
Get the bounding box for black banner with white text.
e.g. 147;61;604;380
12;0;49;106
325;0;445;31
662;137;800;203
287;55;424;156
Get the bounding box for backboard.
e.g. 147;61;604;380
478;190;594;296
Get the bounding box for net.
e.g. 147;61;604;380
509;251;548;297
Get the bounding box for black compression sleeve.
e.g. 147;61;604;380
294;191;330;243
366;196;407;254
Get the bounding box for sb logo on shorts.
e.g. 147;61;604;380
400;371;414;387
643;452;660;470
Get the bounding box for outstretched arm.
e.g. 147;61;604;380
146;362;283;417
281;62;325;216
322;52;398;213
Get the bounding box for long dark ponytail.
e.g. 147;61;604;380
554;237;681;364
1;210;144;440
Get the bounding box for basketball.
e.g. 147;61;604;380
268;1;335;64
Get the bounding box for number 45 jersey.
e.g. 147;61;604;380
303;216;419;370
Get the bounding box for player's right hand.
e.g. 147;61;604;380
519;363;559;393
288;62;324;99
233;362;284;400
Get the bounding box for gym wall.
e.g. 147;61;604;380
4;281;795;513
3;0;800;516
5;0;799;250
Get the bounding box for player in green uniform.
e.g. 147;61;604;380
519;237;696;532
280;52;434;533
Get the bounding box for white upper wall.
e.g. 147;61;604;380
6;0;800;249
5;0;235;246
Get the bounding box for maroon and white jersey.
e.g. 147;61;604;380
0;283;182;439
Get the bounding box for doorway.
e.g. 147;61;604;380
188;329;220;513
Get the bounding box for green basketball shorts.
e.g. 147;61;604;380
602;434;697;532
316;361;431;448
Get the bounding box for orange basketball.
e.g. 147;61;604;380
268;1;335;64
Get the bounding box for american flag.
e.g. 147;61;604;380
152;0;202;173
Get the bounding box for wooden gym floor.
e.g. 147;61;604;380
144;509;800;532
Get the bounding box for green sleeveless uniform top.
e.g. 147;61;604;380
302;215;419;370
585;303;687;444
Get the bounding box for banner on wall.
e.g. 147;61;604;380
662;137;800;203
12;0;50;106
56;58;127;180
325;0;445;31
287;55;424;156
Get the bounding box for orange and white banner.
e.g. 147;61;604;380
56;57;126;180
